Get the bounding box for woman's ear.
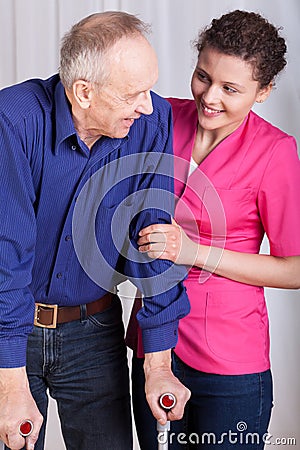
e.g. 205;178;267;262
256;82;273;104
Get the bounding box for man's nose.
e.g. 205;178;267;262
136;90;153;115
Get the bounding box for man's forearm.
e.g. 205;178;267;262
144;349;172;374
0;366;28;391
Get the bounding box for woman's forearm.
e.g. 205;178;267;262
137;222;300;289
195;244;300;289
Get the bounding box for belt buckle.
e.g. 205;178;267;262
34;303;58;328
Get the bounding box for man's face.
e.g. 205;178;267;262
88;35;159;139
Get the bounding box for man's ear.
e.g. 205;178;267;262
256;82;273;104
72;80;93;109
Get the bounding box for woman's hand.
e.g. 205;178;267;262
138;218;199;266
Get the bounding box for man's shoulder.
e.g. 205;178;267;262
0;74;60;124
145;91;172;122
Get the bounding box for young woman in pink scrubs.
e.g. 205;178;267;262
128;10;300;449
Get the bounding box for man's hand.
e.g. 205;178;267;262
144;350;190;425
0;367;43;450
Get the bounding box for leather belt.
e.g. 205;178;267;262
34;293;113;329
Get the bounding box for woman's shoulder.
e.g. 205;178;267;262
166;98;199;135
249;110;293;141
248;111;298;179
166;97;197;120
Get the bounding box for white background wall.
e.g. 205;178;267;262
0;0;299;449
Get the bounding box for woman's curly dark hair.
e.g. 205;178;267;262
195;10;287;88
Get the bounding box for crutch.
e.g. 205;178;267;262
157;393;176;450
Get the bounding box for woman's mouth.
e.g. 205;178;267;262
201;102;224;116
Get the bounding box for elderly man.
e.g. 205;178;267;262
0;11;190;450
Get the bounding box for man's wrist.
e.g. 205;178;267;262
144;349;172;376
0;366;28;391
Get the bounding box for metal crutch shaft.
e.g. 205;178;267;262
157;393;176;450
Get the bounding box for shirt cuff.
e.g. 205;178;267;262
141;320;178;353
0;337;28;368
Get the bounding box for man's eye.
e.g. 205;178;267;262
224;85;237;93
124;95;137;104
197;72;208;81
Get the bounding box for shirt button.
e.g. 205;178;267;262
71;145;77;151
56;272;63;279
65;235;72;242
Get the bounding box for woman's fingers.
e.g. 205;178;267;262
139;242;167;253
139;223;177;237
139;241;180;262
138;222;183;262
138;231;166;246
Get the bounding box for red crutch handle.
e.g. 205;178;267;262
19;419;34;437
159;393;177;410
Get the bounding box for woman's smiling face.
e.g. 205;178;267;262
191;47;271;136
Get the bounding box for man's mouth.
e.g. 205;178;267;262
124;116;141;126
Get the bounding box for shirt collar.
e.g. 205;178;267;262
54;81;77;154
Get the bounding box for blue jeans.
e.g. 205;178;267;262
132;353;273;449
7;296;132;450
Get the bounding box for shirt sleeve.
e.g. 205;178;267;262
258;135;300;256
123;101;190;354
0;112;37;367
